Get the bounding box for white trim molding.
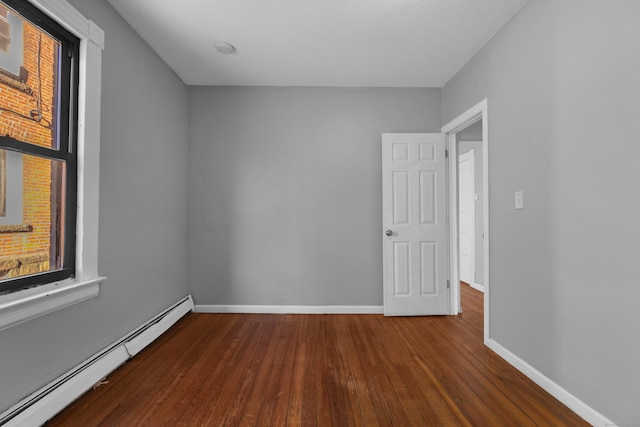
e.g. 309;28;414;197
0;0;106;330
0;277;105;332
195;305;384;315
441;98;488;134
486;339;614;427
0;296;193;427
27;0;105;48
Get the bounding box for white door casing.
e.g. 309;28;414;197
442;98;489;340
458;149;475;285
382;133;449;316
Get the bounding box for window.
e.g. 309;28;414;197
0;0;104;331
0;150;5;216
0;0;103;335
0;0;79;295
0;6;9;51
0;3;23;77
0;149;22;223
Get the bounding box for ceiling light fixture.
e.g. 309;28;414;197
215;41;236;55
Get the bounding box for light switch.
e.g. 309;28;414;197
515;191;524;209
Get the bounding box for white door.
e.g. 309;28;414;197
382;133;449;316
458;149;475;285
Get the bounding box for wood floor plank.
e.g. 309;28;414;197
299;316;319;426
339;317;381;427
45;285;589;426
236;316;281;427
264;315;298;427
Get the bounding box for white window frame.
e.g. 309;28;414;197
0;0;105;331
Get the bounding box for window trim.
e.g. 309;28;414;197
0;0;105;331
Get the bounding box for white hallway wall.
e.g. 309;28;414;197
458;120;484;287
442;0;640;423
188;87;441;306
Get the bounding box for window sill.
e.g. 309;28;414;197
0;276;105;332
0;224;32;233
0;67;29;93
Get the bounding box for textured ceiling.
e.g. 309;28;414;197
106;0;528;87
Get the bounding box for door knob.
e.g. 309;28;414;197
385;229;394;236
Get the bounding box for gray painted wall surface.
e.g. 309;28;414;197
188;87;441;306
458;139;483;286
457;120;482;141
442;0;640;423
0;0;189;412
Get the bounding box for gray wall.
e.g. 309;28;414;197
458;135;484;286
457;120;482;141
188;87;441;306
442;0;640;423
0;0;189;412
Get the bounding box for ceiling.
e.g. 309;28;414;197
106;0;528;88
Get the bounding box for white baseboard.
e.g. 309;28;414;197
485;338;614;427
195;304;383;314
5;347;130;427
0;295;194;427
470;282;485;293
124;296;193;356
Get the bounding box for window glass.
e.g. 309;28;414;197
0;2;61;151
0;150;5;217
0;149;66;280
0;0;77;293
0;148;21;223
0;4;23;76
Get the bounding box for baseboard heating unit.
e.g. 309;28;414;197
0;295;194;427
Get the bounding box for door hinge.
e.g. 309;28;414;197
445;149;449;158
447;279;450;289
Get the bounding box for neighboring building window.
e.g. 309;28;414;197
0;150;5;216
0;149;22;223
0;5;10;51
0;0;79;294
0;3;23;77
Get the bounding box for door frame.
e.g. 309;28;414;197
441;98;490;343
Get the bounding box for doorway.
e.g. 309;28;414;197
457;121;484;294
458;147;475;287
442;99;490;342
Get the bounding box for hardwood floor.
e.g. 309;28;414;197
47;284;588;426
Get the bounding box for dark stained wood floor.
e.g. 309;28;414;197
47;284;588;426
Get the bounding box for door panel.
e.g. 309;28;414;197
420;241;437;295
393;172;409;225
419;171;436;224
382;133;449;316
393;241;411;295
